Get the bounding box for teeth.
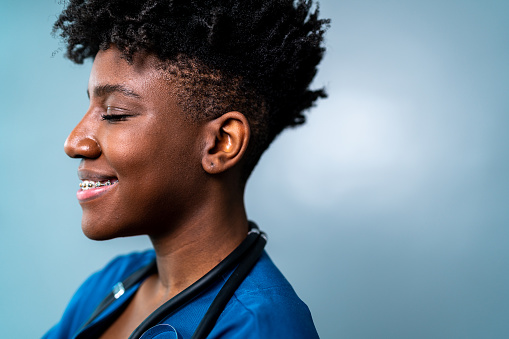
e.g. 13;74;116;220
80;180;114;190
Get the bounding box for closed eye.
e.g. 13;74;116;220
101;114;131;122
101;106;136;122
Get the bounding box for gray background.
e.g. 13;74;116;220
1;0;508;338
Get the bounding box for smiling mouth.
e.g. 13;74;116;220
79;179;119;190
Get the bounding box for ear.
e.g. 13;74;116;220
202;111;250;175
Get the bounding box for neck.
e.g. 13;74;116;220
147;192;249;300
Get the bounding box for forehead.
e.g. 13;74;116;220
89;47;168;93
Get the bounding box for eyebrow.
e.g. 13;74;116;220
87;84;142;99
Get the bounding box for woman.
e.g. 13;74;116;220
45;0;329;338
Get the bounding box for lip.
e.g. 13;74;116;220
77;168;118;202
76;181;118;202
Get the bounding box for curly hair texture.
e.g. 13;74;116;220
53;0;329;177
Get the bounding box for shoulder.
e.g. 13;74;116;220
210;252;320;339
43;250;155;339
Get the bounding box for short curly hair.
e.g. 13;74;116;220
53;0;329;178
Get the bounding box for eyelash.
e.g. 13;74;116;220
101;107;132;122
101;114;130;121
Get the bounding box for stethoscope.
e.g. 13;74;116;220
77;222;267;339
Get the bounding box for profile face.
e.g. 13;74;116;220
65;46;206;240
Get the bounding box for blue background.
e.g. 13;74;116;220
1;0;508;338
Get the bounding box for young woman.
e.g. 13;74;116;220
45;1;329;338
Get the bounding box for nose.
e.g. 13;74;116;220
64;114;101;159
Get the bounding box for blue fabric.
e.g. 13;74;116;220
43;250;319;339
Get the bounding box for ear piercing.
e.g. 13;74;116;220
79;180;113;190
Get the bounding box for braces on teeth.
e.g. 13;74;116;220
79;180;113;190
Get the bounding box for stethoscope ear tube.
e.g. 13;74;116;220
190;231;267;339
76;261;158;336
128;222;265;339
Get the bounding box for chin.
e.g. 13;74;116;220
81;225;117;241
81;215;145;241
81;218;124;241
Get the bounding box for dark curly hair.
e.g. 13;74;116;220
53;0;329;178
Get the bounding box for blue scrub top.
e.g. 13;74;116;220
43;250;320;339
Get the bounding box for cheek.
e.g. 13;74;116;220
104;127;202;205
90;121;205;235
103;127;175;177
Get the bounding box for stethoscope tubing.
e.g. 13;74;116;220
191;231;267;339
128;223;265;338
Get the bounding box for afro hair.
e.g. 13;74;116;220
53;0;330;177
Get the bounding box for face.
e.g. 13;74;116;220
65;46;206;240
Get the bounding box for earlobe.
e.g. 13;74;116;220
202;112;250;175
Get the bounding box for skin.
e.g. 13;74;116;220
64;45;252;338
